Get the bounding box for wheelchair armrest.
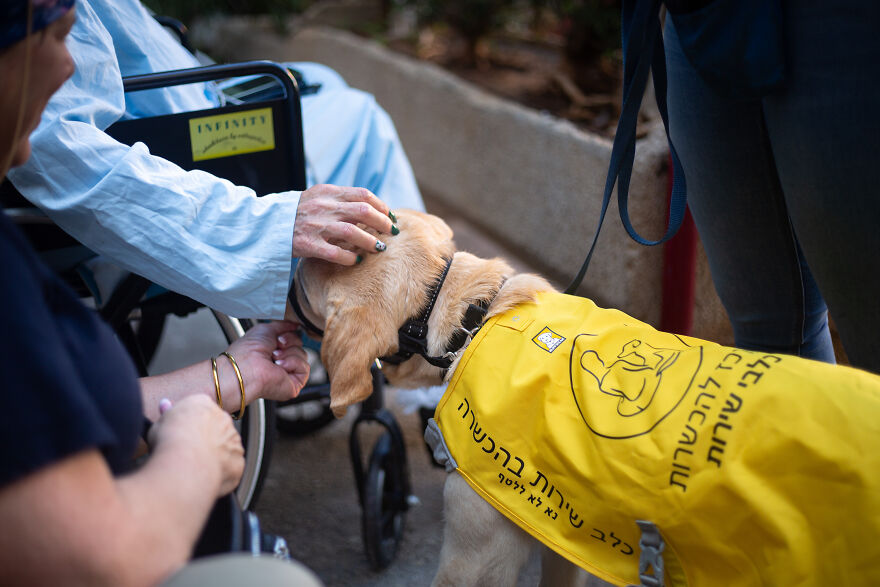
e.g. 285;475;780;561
122;60;301;102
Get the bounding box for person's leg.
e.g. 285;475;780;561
160;553;323;586
664;17;835;361
292;62;425;212
762;0;880;373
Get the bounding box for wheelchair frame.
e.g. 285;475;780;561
106;60;307;510
4;57;414;570
119;61;415;569
0;60;304;510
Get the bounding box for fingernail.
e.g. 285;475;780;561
356;255;363;264
391;225;400;236
388;211;397;223
273;349;282;358
278;335;288;345
375;240;387;252
274;359;284;366
159;398;173;415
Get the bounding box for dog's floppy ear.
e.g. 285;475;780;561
321;302;397;418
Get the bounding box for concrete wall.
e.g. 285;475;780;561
194;20;731;343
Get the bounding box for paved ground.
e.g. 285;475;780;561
255;394;462;586
150;202;566;586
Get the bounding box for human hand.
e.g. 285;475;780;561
292;184;397;265
148;395;244;497
224;320;310;404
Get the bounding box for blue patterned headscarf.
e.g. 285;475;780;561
0;0;75;51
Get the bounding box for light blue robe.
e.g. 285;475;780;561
8;0;423;319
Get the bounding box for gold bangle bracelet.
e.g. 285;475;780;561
210;356;223;410
220;351;246;420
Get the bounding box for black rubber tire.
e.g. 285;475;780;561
362;432;407;570
236;394;276;509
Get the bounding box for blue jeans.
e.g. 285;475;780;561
664;0;880;373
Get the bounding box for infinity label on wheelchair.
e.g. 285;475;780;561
189;107;276;161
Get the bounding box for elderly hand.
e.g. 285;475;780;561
223;320;310;405
292;184;397;265
148;395;245;497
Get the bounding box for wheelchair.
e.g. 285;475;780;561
1;60;304;510
3;57;412;569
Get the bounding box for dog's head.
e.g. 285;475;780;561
294;209;457;416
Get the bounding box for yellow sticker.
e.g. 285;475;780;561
189;107;275;161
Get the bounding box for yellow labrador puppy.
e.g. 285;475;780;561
291;210;579;585
291;210;880;587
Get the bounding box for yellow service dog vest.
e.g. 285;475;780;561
427;292;880;586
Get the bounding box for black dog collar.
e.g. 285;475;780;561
380;258;454;368
381;259;504;371
289;274;324;338
291;257;502;371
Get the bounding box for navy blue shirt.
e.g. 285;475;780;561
0;211;142;486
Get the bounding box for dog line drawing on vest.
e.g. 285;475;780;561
291;209;880;587
581;338;683;419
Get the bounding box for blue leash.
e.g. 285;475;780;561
565;0;687;294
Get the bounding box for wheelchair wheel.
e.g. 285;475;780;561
211;312;276;510
126;304;274;510
362;432;407;570
276;397;336;436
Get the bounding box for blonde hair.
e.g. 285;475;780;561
1;0;34;177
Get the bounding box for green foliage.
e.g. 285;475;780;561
143;0;310;26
